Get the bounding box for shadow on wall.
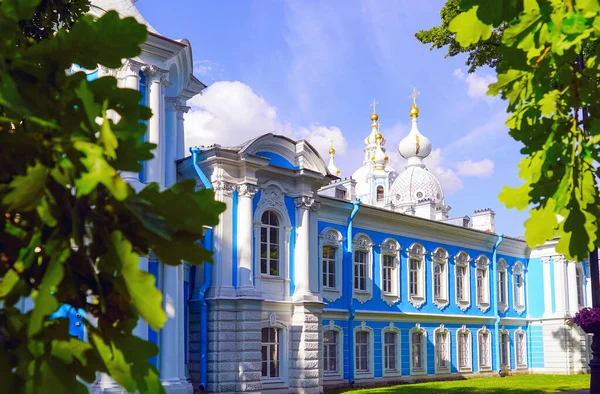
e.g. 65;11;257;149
550;323;590;373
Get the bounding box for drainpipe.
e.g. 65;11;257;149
346;200;360;384
492;233;504;374
190;147;213;390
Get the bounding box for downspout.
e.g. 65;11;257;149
190;147;213;390
346;200;360;384
492;233;504;374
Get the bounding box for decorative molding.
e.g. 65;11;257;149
141;64;168;80
409;295;426;309
258;184;285;211
354;235;375;251
269;313;277;327
381;294;400;307
323;290;342;303
407;242;426;258
294;195;320;211
380;238;401;255
354;291;372;304
433;296;449;311
237;183;259;198
553;254;566;265
328;320;335;329
212;180;236;197
320;229;343;247
541;256;551;264
360;321;367;330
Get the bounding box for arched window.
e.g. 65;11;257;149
475;255;490;312
353;234;374;303
500;327;510;369
434;324;450;373
407;243;426;308
261;211;280;276
576;264;586;308
513;261;525;314
515;327;527;369
320;229;343;302
262;326;281;378
354;323;374;377
376;185;384;201
380;238;401;305
323;330;339;374
497;259;509;312
432;247;449;310
457;325;472;372
455;251;471;311
477;326;492;371
382;323;401;376
410;324;427;375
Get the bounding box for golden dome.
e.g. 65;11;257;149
329;147;336;155
375;131;383;141
335;169;341;176
371;112;379;121
409;103;419;118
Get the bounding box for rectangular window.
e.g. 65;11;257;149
498;271;507;304
577;269;585;307
384;332;397;371
458;333;470;369
514;274;523;306
323;330;338;373
433;263;442;299
355;331;370;372
382;255;394;294
411;332;423;370
436;332;448;369
476;268;485;304
479;333;490;368
457;265;466;301
354;251;367;291
409;258;420;297
322;246;336;289
516;333;526;366
334;189;346;199
500;333;509;367
261;327;280;378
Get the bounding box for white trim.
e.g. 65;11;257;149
475;255;490;312
477;325;492;372
497;259;509;313
380;238;401;306
323;321;344;378
353;234;374;303
354;322;375;379
407;243;427;309
320;228;344;302
432;247;449;310
454;251;471;311
456;325;472;372
434;324;451;374
381;323;401;377
575;262;586;308
514;326;527;369
260;319;289;385
499;326;511;370
512;261;525;314
409;323;427;375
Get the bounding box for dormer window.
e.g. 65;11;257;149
376;185;384;201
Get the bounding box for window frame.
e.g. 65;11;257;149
323;322;344;377
320;228;344;302
497;259;509;313
456;325;472;372
407;243;427;309
376;185;384;201
477;326;492;372
500;327;511;369
512;261;525;314
353;323;375;378
475;255;490;312
432;247;449;310
381;323;401;377
454;251;471;311
576;263;586;308
380;238;401;306
434;324;451;374
515;327;527;369
409;323;427;376
260;210;281;277
353;234;374;304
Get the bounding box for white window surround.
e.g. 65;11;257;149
354;322;375;379
477;326;492;372
407;243;427;309
381;323;401;377
323;321;344;378
512;261;525;314
320;228;344;303
432;247;449;311
515;327;527;369
353;234;374;304
253;183;291;299
434;324;451;374
454;251;471;311
500;326;511;370
409;323;428;376
456;325;472;373
576;263;586;308
475;255;491;312
260;317;289;387
497;259;509;313
380;238;401;306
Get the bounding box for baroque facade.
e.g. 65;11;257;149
49;1;595;393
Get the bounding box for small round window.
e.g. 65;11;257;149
416;191;423;199
436;193;441;199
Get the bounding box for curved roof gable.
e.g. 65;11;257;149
239;133;330;176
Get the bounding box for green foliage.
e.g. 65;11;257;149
443;0;600;260
0;1;225;393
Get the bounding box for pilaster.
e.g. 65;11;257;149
542;256;553;317
293;196;321;302
211;180;237;298
289;303;324;393
553;255;568;316
237;183;259;296
567;260;579;315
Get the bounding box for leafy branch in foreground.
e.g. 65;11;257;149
442;0;599;260
0;1;225;393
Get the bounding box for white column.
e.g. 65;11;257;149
542;256;552;316
160;263;185;385
132;255;149;340
164;97;178;188
309;203;320;295
211;181;236;298
237;184;258;295
142;65;168;187
120;60;144;184
293;196;319;302
567;260;579;314
175;102;189;160
553;255;568;316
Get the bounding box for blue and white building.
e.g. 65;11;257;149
86;1;594;393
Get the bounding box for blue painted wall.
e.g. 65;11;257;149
148;260;159;368
255;152;298;170
528;325;544;368
528;257;545;318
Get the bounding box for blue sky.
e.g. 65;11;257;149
137;0;529;237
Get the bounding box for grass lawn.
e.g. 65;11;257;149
325;374;590;394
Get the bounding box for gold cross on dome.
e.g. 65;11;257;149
409;87;421;104
370;98;379;113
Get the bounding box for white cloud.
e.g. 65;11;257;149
193;60;224;80
453;68;497;102
424;148;464;194
184;81;347;161
456;159;495;177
